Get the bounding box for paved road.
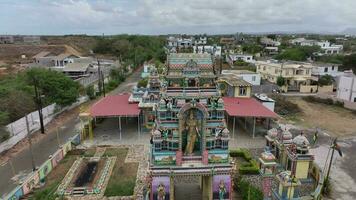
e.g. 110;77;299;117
0;67;143;197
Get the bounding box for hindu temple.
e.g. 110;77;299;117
148;53;232;200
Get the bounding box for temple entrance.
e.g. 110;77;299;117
181;108;204;156
174;175;213;200
188;78;196;87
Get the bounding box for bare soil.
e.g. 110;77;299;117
287;97;356;137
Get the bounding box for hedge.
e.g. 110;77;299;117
230;149;259;175
229;148;252;160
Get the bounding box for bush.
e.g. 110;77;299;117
86;85;96;100
239;159;260;175
106;80;119;91
303;96;344;107
137;78;148;88
234;178;263;200
229;148;251;160
230;149;259;175
270;94;301;116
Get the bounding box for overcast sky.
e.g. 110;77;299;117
1;0;356;35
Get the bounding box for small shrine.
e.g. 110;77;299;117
285;133;314;180
258;148;277;200
272;171;301;200
273;128;293;167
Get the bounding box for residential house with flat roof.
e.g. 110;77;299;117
226;54;255;65
311;62;342;77
256;60;315;91
222;70;261;85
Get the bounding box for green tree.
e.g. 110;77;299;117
137;78;148;88
275;46;321;61
318;75;333;86
276;76;286;87
26;68;80;106
86;85;96;100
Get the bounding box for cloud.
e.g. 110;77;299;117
0;0;356;34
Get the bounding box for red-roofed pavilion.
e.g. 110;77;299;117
90;94;141;139
222;97;278;138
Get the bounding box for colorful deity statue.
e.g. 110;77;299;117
218;179;227;199
157;182;166;200
185;110;201;155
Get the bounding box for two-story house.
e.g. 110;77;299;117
256;60;315;91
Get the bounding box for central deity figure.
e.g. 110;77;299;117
185;110;200;155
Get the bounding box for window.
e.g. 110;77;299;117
263;66;266;70
332;66;335;70
324;68;328;72
252;76;256;81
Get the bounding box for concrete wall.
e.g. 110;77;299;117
236;74;261;85
300;85;318;93
337;76;356;102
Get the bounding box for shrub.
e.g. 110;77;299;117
239;159;260;175
85;85;96;100
303;96;344;107
137;78;148;88
234;178;263;200
270;94;301;116
229;148;251;160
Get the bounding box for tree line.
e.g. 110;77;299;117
0;68;80;138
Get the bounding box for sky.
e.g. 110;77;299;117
1;0;356;35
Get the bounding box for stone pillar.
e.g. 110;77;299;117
202;176;213;200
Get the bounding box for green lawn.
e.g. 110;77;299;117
104;148;138;197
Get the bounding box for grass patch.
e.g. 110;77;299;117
234;177;263;200
104;148;138;197
29;153;78;199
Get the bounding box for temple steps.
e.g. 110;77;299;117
72;187;86;196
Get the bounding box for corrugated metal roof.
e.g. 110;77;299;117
223;97;278;118
90;94;140;117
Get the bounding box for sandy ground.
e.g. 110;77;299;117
287;97;356;137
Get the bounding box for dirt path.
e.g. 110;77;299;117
288;97;356;137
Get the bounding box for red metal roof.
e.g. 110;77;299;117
90;94;140;117
223;97;278;118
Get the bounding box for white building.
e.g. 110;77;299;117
226;54;255;65
317;41;343;54
254;93;275;111
289;38;318;46
337;72;356;102
311;63;343;77
194;36;207;45
193;45;221;57
167;36;194;48
222;70;261;85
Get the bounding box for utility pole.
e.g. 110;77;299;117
25;115;36;171
102;72;106;97
325;137;337;183
97;59;102;94
33;79;45;134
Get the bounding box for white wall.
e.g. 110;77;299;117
312;65;340;77
337;76;356;102
236;74;261;85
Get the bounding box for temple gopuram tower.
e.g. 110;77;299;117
148;53;232;200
